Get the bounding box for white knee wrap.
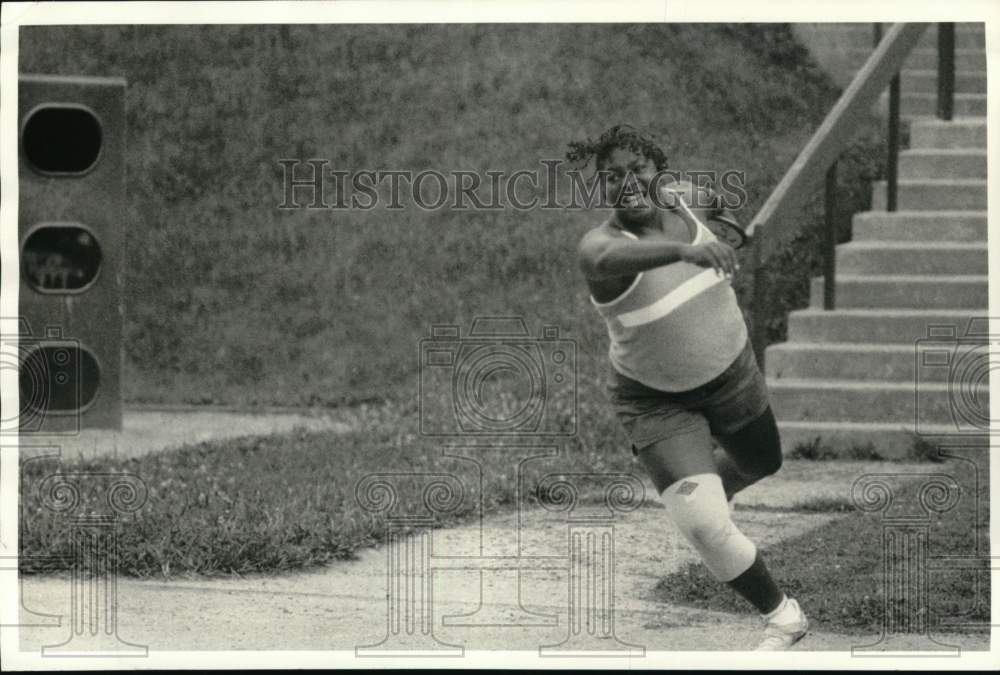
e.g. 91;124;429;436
660;473;756;582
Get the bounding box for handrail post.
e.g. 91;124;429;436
873;23;883;47
887;72;900;212
823;161;838;311
937;23;955;121
751;229;768;370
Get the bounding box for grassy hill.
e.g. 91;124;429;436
20;23;886;408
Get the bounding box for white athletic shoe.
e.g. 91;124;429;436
754;598;809;651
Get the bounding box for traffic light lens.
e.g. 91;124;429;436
19;344;101;414
22;225;103;292
22;106;103;174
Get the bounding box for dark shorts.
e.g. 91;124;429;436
606;339;771;455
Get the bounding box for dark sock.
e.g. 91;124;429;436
726;551;784;614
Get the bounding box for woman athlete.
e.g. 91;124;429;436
570;125;809;651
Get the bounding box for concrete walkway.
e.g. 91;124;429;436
15;408;352;461
13;460;988;656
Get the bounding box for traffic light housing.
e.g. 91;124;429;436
18;74;125;432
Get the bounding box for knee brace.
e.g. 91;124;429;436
660;473;756;582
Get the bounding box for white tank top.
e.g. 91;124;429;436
590;215;748;392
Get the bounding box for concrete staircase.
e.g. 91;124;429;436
792;23;985;86
766;25;988;459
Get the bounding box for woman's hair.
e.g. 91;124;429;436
565;124;669;172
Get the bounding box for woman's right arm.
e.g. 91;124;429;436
577;231;739;281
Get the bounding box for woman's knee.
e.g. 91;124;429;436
719;407;783;478
660;473;757;581
735;444;782;479
758;449;782;477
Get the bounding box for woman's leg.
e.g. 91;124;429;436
634;416;784;615
713;405;783;499
633;418;717;494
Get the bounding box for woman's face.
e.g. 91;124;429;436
599;147;659;225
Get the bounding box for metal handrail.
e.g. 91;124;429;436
747;22;958;366
886;70;901;212
745;23;929;250
822;162;837;310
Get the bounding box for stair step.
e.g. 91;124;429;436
769;378;984;426
766;341;987;382
899;148;987;179
901;69;987;94
916;24;985;49
837;241;986;275
829;23;983;48
894;92;987;117
777;420;984;460
871;179;986;211
809;275;987;309
852;211;987;242
787;309;985;343
907;48;985;71
915;23;986;51
771;25;988;458
910;118;986;149
846;48;986;72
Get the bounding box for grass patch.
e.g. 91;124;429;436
740;496;855;514
788;438;886;462
844;443;884;462
910;434;948;463
654;457;990;634
19;417;643;578
788;437;838;461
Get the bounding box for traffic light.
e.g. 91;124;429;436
17;74;125;432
